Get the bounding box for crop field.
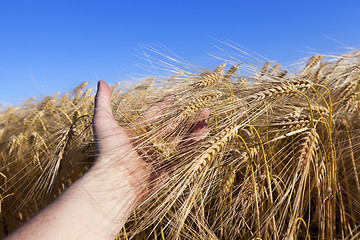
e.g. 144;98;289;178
1;50;360;239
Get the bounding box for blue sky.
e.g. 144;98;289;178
1;1;360;106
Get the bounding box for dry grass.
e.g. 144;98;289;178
1;49;360;239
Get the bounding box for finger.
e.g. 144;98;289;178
93;80;123;138
93;80;112;119
180;121;208;148
135;95;175;132
191;107;210;123
179;108;209;148
162;106;210;142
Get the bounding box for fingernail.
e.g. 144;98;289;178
97;80;103;89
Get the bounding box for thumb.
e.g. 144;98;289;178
93;80;119;136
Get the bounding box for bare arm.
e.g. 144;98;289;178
5;80;208;240
4;164;141;240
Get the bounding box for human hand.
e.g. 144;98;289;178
92;80;209;203
5;80;209;240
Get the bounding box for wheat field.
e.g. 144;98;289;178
1;50;360;239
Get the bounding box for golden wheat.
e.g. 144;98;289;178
194;64;226;87
1;49;360;239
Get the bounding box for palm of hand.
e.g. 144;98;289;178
92;81;208;202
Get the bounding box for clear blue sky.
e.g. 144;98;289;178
1;1;360;105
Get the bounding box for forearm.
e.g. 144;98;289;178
5;161;140;240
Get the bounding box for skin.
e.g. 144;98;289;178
5;80;209;240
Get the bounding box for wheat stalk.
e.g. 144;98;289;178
2;50;360;239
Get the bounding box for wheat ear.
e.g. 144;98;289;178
302;55;322;73
178;92;221;120
191;125;242;179
194;64;226;87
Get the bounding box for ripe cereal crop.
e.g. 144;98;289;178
1;49;360;239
